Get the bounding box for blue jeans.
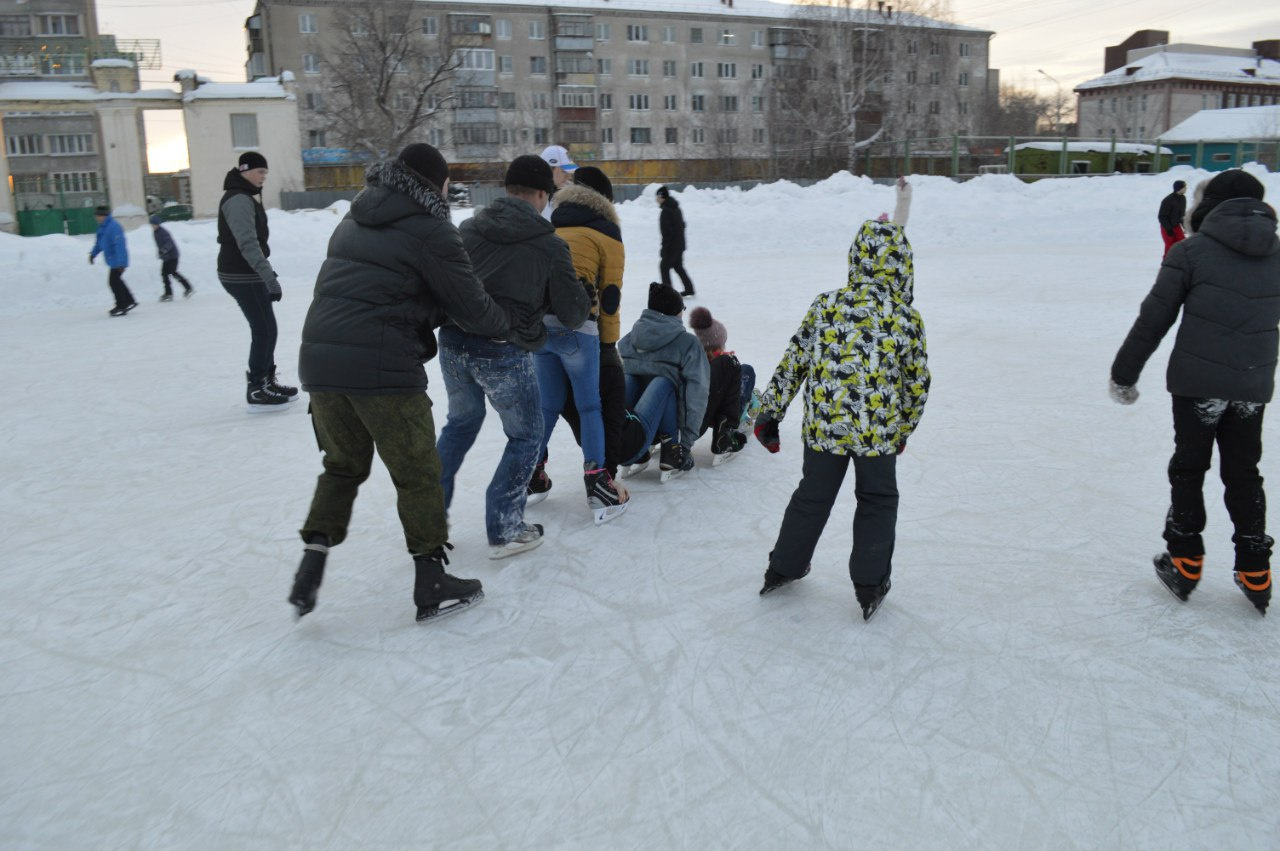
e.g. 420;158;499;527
535;327;606;468
622;375;678;464
436;326;542;546
738;364;757;422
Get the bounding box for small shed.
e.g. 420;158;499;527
1160;105;1280;171
1008;141;1173;175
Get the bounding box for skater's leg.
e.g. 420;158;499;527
769;447;851;578
301;392;375;547
1164;395;1220;558
473;348;542;546
434;327;486;508
1217;401;1272;569
849;454;899;587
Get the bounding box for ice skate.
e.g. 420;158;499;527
246;372;291;413
268;365;300;400
855;577;891;621
620;446;657;479
659;438;692;483
711;417;747;466
585;467;629;525
526;458;552;506
159;293;174;302
1153;552;1201;602
489;523;544;560
287;535;329;618
759;564;809;595
415;546;483;620
1234;569;1270;615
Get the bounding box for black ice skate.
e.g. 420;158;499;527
855;577;892;621
658;438;692;483
246;372;291;412
1153;553;1201;602
415;545;483;621
288;535;330;618
527;456;552;506
585;466;628;525
759;564;810;595
1234;569;1270;615
711;417;747;467
267;365;300;400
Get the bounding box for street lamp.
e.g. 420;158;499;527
1037;69;1063;133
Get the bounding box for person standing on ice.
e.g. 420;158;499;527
150;216;193;301
216;151;296;411
1110;169;1280;615
532;165;630;524
436;154;589;558
288;143;509;622
89;205;136;316
1158;180;1188;257
754;178;929;621
656;186;695;297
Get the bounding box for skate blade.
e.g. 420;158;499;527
659;468;686;483
489;536;545;560
619;461;648;479
712;450;742;467
1153;558;1190;602
592;501;629;526
416;590;484;621
246;403;291;414
525;490;550;507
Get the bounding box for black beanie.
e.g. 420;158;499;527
1173;180;1186;192
574;166;614;201
398;143;449;192
648;282;684;316
237;151;268;172
1190;169;1266;233
504;154;556;194
656;185;670;199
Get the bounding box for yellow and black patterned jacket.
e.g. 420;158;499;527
758;219;930;456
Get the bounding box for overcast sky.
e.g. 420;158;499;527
96;0;1276;171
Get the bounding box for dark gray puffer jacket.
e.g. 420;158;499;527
298;160;508;395
1112;197;1280;403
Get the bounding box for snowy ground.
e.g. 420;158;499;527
3;168;1279;850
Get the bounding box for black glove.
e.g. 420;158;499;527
271;291;282;303
754;417;780;454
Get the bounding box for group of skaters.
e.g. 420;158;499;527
90;208;195;317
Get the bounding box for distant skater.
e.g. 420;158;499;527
89;205;136;317
1158;180;1187;257
151;216;193;301
656;186;695;297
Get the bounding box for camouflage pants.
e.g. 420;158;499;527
301;392;447;556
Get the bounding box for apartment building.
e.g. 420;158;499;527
245;0;993;178
1076;30;1280;141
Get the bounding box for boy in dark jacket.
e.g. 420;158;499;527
656;186;695;297
1157;180;1187;257
289;143;510;623
89;205;136;316
436;154;589;559
150;216;193;301
1112;169;1280;614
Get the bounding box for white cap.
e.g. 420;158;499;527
540;144;578;172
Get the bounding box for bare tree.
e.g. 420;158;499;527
321;0;459;158
987;86;1053;137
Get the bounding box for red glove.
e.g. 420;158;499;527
754;419;780;453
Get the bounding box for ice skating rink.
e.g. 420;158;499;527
3;170;1278;849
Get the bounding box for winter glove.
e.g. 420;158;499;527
271;291;283;303
754;416;781;454
1109;379;1139;406
896;442;907;455
267;276;283;303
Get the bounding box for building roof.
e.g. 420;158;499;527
1076;46;1280;91
181;76;294;102
1011;142;1172;155
0;81;177;103
1160;104;1280;142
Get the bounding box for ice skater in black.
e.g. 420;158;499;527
150;216;193;301
656;186;695;297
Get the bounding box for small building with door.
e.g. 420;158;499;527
1159;104;1280;170
1007;141;1171;176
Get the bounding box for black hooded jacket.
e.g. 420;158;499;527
1157;190;1187;235
1113;197;1280;403
659;196;686;256
217;168;272;279
298;160;509;394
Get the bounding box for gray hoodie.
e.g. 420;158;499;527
618;308;710;447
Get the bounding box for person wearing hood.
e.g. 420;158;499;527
754;178;929;621
532;165;630;524
1111;169;1280;615
89;205;136;316
289;143;510;624
436;154;589;558
617;283;710;475
217;151;294;409
656;185;695;297
1158;180;1188;257
688;305;754;458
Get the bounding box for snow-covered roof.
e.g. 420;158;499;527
0;81;177;103
181;77;294;102
1011;142;1172;155
90;58;136;69
1076;46;1280;91
1160;104;1280;142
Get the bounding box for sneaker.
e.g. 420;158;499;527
527;459;552;506
1234;569;1271;615
855;577;892;621
415;545;483;620
760;564;810;595
246;373;291;412
1153;552;1201;602
159;293;174;302
489;523;545;560
585;467;628;525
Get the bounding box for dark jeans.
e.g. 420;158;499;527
660;251;694;295
220;276;278;382
1165;395;1272;568
107;267;135;310
301;392;447;556
161;259;192;296
769;446;898;587
620;375;678;464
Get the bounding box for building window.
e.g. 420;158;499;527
691;94;705;112
529;20;545;39
719;29;736;46
906;69;917;85
928;70;940;85
663;60;677;77
929;41;941;56
302;54;319;74
906;40;917;55
499;55;513;73
721;95;739;112
305;92;325;111
752;30;765;47
499;92;516;109
716;128;738;144
753;127;766;143
751;95;765;112
663;26;676;43
690;27;703;44
559;86;596;108
532;127;548;144
1140;94;1148;112
628;93;650;110
0;15;32;37
718;62;737;79
597;58;612;75
308;130;326;147
1212;152;1231;163
928;100;940;114
531;92;549;109
600;93;613;110
630;127;651;144
751;64;765;79
47;133;94;155
5;135;43;156
959;42;971;57
427;128;444;146
692;128;705;144
690;62;704;78
958;72;968;87
958;101;969;115
530;56;547;74
230;114;259;148
628;59;649;76
665;127;678;144
906;100;916;114
664;94;677;110
299;14;317;34
627;25;648;42
494;19;511;39
423;17;438;36
50;171;98;192
458;49;495;71
36;14;81;35
602;127;614;143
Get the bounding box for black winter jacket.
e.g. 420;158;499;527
217;169;272;279
659;196;686;256
1157;191;1187;235
458;195;588;351
298;160;509;395
1113;197;1280;403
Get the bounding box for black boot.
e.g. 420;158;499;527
414;544;483;621
1153;552;1201;602
1234;536;1272;615
267;365;299;400
855;577;892;621
288;534;330;618
760;563;810;595
246;371;290;411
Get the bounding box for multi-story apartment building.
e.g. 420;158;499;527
245;0;993;180
1075;30;1280;141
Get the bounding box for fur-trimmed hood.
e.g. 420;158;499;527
551;183;621;240
350;159;450;228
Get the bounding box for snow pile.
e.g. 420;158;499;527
3;167;1280;849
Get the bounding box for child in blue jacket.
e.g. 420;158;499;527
89;205;136;316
